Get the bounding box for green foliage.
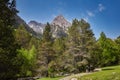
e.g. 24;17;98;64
78;65;120;80
29;37;41;50
48;61;58;77
1;0;120;78
66;19;96;72
17;45;37;77
115;36;120;64
0;0;18;26
14;25;31;48
97;32;119;66
88;43;102;67
0;21;19;79
53;37;66;55
14;24;39;77
0;0;20;79
37;23;56;77
43;23;52;42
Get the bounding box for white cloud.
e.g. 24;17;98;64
87;11;95;17
85;3;105;19
98;4;105;12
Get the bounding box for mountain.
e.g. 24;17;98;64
28;21;45;35
51;15;71;37
51;15;71;29
28;15;71;38
14;15;38;37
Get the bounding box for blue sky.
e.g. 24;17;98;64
17;0;120;39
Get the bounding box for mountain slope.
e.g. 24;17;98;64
51;15;71;29
28;15;71;38
14;15;38;37
28;21;45;35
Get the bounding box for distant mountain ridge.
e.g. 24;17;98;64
14;15;38;37
28;15;71;38
28;21;45;35
51;15;71;29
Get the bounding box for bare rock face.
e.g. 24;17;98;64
51;15;71;29
28;21;45;35
28;15;71;38
51;15;71;38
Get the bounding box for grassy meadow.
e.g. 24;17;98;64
37;65;120;80
78;65;120;80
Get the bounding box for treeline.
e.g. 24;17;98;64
0;0;37;79
35;19;120;77
0;0;120;79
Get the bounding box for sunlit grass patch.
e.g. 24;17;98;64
78;65;120;80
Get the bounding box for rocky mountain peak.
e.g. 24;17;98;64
28;21;38;25
53;15;65;21
28;20;45;34
28;21;44;28
51;15;71;27
27;15;71;38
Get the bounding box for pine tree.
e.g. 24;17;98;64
66;19;95;72
115;36;120;64
0;0;20;79
14;25;31;49
98;32;119;66
78;19;96;69
37;23;55;77
17;45;37;77
53;37;66;55
48;37;67;77
0;0;18;25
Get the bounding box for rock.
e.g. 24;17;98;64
28;15;72;38
71;78;77;80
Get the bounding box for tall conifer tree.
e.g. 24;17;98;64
0;0;19;79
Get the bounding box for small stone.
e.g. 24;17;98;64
71;78;77;80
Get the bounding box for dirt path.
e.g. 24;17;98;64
59;73;92;80
59;68;102;80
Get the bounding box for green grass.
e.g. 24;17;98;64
78;65;120;80
37;76;63;80
37;65;120;80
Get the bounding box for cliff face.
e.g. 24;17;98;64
28;15;71;38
